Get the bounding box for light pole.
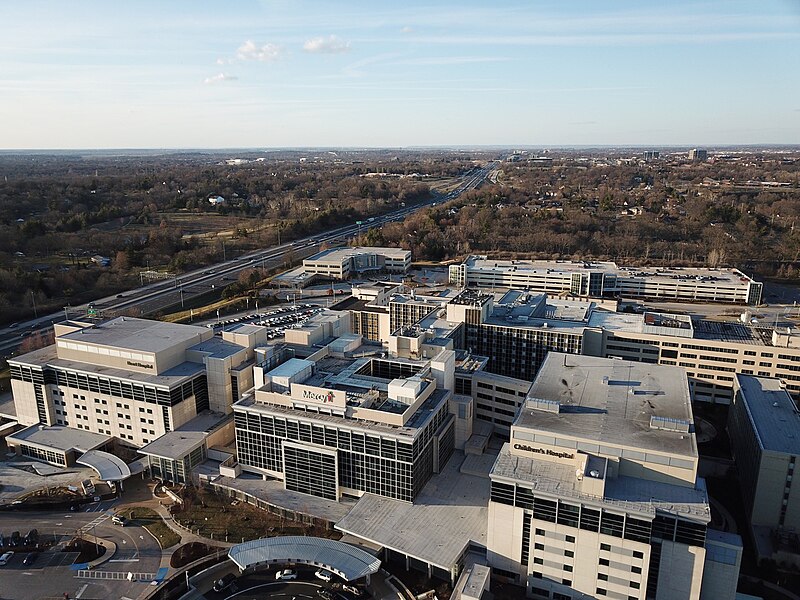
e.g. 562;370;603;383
31;290;38;319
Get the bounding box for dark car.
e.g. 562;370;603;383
24;529;38;545
212;573;236;592
10;532;20;547
22;552;37;566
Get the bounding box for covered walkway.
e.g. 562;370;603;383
77;449;132;482
228;536;381;583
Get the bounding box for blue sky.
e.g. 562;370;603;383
2;0;799;148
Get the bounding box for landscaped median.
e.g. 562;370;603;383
119;507;181;549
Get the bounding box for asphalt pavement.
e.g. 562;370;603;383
0;498;164;600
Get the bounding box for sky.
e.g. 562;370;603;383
2;0;800;149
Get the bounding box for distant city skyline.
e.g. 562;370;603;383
2;0;799;149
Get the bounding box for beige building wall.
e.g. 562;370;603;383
11;380;45;426
656;540;705;600
751;452;798;529
601;328;800;403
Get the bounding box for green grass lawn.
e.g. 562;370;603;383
120;507;181;549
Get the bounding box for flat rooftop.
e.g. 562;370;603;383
335;452;488;571
330;296;387;314
518;353;696;457
8;424;111;453
736;375;800;455
189;337;245;359
237;388;449;439
306;246;410;263
462;256;755;285
11;344;206;388
59;316;208;354
138;411;230;459
491;443;709;522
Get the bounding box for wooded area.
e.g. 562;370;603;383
365;151;800;275
0;150;479;323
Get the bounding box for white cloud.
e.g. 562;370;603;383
303;34;350;54
237;40;283;62
401;26;413;34
204;73;238;84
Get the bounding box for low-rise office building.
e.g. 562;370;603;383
302;246;411;280
8;317;256;449
728;375;800;564
449;256;762;305
487;353;735;600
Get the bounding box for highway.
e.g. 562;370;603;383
0;162;496;358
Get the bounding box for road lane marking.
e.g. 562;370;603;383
75;583;89;598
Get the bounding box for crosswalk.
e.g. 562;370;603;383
78;511;111;534
75;570;156;581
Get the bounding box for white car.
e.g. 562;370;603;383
0;551;13;566
314;568;333;582
275;568;297;581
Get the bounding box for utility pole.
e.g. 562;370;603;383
31;290;38;318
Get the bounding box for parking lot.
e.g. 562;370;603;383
206;304;324;339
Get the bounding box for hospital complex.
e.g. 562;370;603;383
3;249;795;599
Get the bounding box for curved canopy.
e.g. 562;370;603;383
229;536;381;582
76;450;132;482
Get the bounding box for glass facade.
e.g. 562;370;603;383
234;398;452;503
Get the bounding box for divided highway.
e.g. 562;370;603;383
0;162;495;358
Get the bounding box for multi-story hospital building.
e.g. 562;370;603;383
487;353;739;600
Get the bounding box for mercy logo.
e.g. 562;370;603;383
303;389;336;404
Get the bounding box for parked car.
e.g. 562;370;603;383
22;552;37;566
342;584;362;596
0;551;13;566
275;568;297;581
24;529;38;545
10;532;20;547
314;568;333;582
212;573;236;592
111;515;128;527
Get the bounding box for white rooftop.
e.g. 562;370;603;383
59;317;209;354
335;452;488;571
518;353;697;457
8;424;111;453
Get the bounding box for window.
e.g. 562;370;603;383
564;550;574;558
631;566;642;574
565;535;575;543
534;557;543;565
632;550;644;559
596;589;607;596
598;573;608;581
535;543;545;550
630;582;640;589
561;580;571;587
599;559;609;566
600;543;611;551
563;565;573;572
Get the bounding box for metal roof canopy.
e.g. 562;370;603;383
76;450;132;482
228;536;381;582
